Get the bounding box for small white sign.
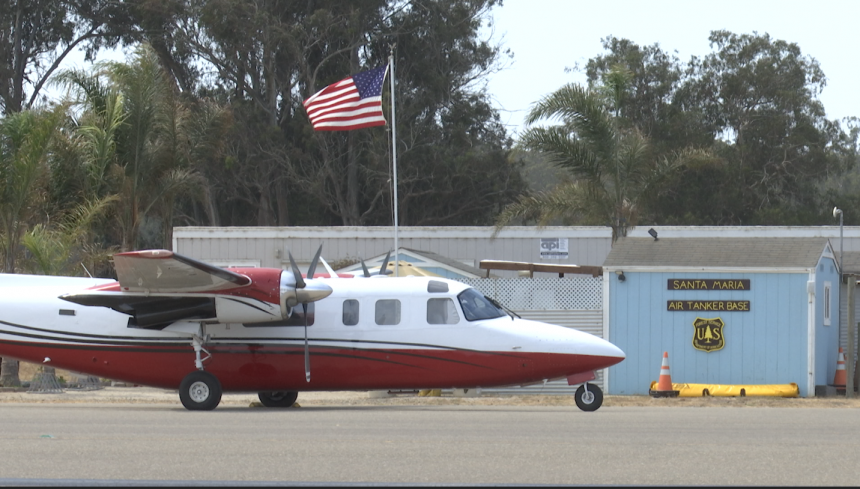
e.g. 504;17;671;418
539;238;568;260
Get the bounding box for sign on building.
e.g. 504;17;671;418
540;238;568;260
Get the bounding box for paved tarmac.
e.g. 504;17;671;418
1;399;860;486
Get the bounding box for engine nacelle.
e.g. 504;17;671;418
214;296;283;324
279;270;333;316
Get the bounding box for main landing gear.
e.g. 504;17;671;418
258;391;299;408
179;327;222;411
574;383;603;412
179;371;222;411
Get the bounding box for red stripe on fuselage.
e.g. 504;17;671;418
0;339;622;392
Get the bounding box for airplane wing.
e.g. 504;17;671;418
62;291;217;329
113;250;251;293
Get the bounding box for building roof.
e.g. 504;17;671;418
401;248;485;277
839;251;860;274
603;237;833;269
335;248;485;279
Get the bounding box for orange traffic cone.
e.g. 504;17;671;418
834;347;847;388
649;351;680;398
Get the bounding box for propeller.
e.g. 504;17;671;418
378;250;393;275
358;250;392;278
286;245;329;383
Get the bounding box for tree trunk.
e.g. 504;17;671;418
345;48;361;225
276;185;290;226
346;131;359;225
0;358;21;387
257;186;273;225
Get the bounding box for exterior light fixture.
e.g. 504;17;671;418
615;270;626;282
648;228;658;241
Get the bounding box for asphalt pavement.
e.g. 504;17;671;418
1;401;859;486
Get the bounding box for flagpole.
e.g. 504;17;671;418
389;50;399;277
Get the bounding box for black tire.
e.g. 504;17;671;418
258;391;299;408
178;371;222;411
574;383;603;412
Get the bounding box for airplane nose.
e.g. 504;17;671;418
600;338;625;359
579;334;624;367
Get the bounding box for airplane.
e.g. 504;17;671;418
0;247;625;411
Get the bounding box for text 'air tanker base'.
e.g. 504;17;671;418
0;246;625;411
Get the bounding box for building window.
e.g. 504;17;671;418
427;298;460;324
343;299;359;326
824;282;832;326
375;300;401;325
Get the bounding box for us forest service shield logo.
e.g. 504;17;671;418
692;317;725;352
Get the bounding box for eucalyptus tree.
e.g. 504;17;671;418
0;0;135;115
583;32;857;225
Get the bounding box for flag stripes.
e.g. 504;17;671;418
303;65;388;131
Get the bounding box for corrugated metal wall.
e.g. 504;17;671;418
173;226;612;277
839;286;860;365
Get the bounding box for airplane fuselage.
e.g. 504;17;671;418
0;270;625;408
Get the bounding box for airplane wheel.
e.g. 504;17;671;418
258;391;299;408
574;383;603;412
179;371;222;411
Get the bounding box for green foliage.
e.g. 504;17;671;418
499;70;694;240
0;107;63;272
581;32;860;226
55;45;223;250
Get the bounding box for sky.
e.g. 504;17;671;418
483;0;860;138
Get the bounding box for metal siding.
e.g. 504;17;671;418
609;271;810;396
839;285;860;362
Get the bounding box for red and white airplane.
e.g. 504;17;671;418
0;247;625;411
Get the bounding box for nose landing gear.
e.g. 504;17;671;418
574;383;603;411
258;391;299;408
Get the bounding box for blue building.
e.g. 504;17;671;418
603;237;840;397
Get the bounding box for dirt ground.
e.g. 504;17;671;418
7;361;860;408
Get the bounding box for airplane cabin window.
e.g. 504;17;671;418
375;299;401;325
427;298;460;324
457;289;506;321
343;299;359;326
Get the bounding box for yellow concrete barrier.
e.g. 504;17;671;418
649;381;799;397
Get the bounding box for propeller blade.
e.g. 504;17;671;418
288;251;306;289
319;256;337;278
378;250;392;276
360;258;371;278
306;245;323;279
303;302;310;383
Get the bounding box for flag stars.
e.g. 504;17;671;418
353;66;387;99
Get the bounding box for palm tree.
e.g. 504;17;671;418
55;45;217;251
0;107;65;387
0;108;63;272
496;68;688;240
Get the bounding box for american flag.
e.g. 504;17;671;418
303;65;388;131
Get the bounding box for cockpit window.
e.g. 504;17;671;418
457;289;506;321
